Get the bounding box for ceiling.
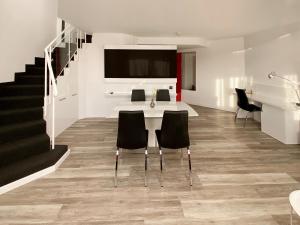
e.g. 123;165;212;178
58;0;300;40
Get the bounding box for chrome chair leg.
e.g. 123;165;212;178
290;205;293;225
187;147;192;186
114;149;119;187
234;107;239;122
244;112;249;127
144;148;148;187
159;148;164;187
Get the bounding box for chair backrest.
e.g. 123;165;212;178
117;111;147;149
235;88;249;109
131;89;146;102
156;89;170;101
160;110;190;149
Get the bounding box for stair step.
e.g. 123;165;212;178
0;84;44;97
0;120;46;144
25;65;44;75
0;95;44;110
15;74;44;85
0;107;43;126
35;57;45;67
0;145;68;187
0;134;50;167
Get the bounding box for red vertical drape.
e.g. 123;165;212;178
176;53;182;101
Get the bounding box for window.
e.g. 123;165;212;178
182;52;196;91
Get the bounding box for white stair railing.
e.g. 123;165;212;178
44;25;87;149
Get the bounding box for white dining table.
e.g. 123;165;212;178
110;101;199;147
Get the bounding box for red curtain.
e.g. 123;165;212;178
176;53;182;101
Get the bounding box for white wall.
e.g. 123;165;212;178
77;33;179;118
0;0;57;82
77;34;246;118
245;23;300;103
181;38;246;112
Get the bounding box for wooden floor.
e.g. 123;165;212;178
1;105;300;224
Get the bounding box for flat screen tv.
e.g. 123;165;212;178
104;49;177;78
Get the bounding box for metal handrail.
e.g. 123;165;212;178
44;51;58;96
44;24;87;149
45;25;72;50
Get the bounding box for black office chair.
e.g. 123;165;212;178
235;88;261;127
115;111;148;187
155;110;192;186
156;89;170;101
131;89;146;102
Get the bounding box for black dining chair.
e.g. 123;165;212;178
155;110;192;186
115;111;148;187
131;89;146;102
235;88;261;127
156;89;170;101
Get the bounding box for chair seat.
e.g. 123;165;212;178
246;104;261;112
117;130;148;150
290;190;300;216
155;129;189;149
240;103;261;112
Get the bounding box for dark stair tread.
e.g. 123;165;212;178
4;84;44;88
15;74;45;79
0;119;46;131
15;72;43;77
35;57;44;63
0;119;46;144
0;84;44;97
26;65;44;70
25;66;44;75
0;95;43;101
0;145;68;187
0;84;44;90
0;106;42;115
15;75;44;85
0;107;43;125
26;64;45;69
0;95;44;108
0;134;50;167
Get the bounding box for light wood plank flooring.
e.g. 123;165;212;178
1;105;300;224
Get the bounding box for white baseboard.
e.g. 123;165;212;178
0;149;70;195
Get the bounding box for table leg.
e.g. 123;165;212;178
145;118;162;147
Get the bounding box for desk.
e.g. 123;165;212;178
110;101;199;147
248;94;300;144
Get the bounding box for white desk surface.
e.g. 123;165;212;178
110;101;199;118
233;91;300;111
248;93;300;111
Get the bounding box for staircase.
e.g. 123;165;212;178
0;31;92;191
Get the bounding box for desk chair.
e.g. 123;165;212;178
115;111;148;187
131;89;146;102
156;89;170;101
235;88;261;127
155;110;192;187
